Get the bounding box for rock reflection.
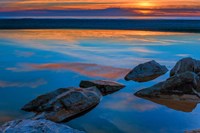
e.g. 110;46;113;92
136;96;198;112
103;92;158;112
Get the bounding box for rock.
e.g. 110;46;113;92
125;60;168;82
135;71;200;102
170;57;200;77
79;80;125;95
22;87;102;122
0;119;85;133
185;129;200;133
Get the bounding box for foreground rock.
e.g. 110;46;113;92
135;71;200;102
0;119;85;133
125;60;168;82
185;129;200;133
22;87;102;122
170;57;200;77
79;80;125;95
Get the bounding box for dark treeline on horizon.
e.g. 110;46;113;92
0;19;200;32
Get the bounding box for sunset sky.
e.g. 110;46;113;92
0;0;200;18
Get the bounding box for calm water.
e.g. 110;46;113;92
0;29;200;133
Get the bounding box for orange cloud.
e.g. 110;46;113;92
0;0;200;17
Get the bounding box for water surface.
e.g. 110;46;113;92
0;29;200;133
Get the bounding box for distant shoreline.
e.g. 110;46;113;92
0;19;200;33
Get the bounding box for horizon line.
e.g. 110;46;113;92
1;16;200;20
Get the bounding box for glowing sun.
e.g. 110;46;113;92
137;2;154;7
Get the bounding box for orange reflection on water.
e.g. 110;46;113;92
0;29;188;44
7;63;130;80
0;79;47;88
0;29;189;67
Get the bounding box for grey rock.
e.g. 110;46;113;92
22;87;102;122
185;129;200;133
125;60;168;82
0;119;85;133
170;57;200;77
79;80;125;95
135;71;200;102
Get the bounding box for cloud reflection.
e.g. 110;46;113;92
131;47;161;54
0;79;47;88
7;63;130;80
0;30;188;44
176;54;191;57
15;50;35;57
0;29;191;67
103;92;158;112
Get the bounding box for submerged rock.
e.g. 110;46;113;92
135;71;200;102
170;57;200;77
125;60;168;82
79;80;125;95
22;87;102;122
0;119;85;133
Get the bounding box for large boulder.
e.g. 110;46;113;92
135;71;200;102
125;60;168;82
79;80;125;95
170;57;200;77
22;87;102;122
0;119;85;133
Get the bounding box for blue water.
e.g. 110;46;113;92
0;29;200;133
